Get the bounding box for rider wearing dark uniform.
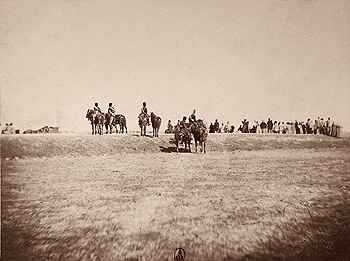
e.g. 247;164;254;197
180;116;187;129
189;109;198;129
141;102;148;114
139;102;150;125
108;103;116;116
93;102;102;114
189;109;196;123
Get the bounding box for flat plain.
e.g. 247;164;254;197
2;133;350;261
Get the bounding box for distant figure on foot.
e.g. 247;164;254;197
165;120;174;134
214;119;220;133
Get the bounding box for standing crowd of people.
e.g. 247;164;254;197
166;116;341;137
207;120;235;133
236;117;339;136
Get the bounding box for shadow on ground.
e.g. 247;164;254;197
159;146;192;153
131;134;154;138
159;138;193;153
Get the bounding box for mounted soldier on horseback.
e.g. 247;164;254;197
86;102;104;135
105;102;116;134
174;116;192;152
188;109;208;153
138;102;150;136
94;102;102;114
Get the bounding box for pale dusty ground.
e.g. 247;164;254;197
2;142;350;260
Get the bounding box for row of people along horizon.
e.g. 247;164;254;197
166;114;339;136
91;102;339;136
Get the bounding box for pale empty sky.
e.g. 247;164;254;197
1;0;349;132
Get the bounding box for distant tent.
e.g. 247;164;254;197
1;123;16;134
23;126;59;134
48;126;59;133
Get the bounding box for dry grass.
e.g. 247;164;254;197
2;134;350;260
1;133;349;159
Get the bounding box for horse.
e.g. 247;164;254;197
174;124;192;153
86;109;96;134
150;112;161;137
112;114;128;134
104;113;115;134
86;109;104;135
138;113;149;136
190;119;208;153
95;113;105;135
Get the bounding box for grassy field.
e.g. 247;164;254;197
2;133;350;261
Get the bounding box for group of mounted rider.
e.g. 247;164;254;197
172;109;208;153
86;102;127;135
86;102;208;153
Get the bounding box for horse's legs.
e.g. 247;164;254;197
203;142;206;153
99;123;103;135
195;140;198;153
188;141;191;153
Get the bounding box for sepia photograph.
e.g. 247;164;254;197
1;0;350;260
